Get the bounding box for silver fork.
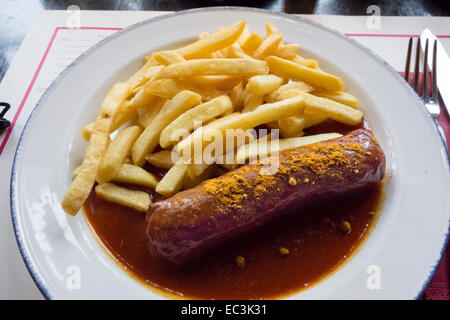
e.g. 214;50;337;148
405;37;448;149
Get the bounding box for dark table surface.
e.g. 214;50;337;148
0;0;449;300
1;0;450;83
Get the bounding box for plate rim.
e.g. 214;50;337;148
10;6;450;300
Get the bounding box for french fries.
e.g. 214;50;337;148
176;20;246;59
113;163;159;188
190;75;242;91
313;90;359;108
156;59;269;79
226;43;252;59
145;150;174;169
278;117;305;138
252;32;283;60
275;44;300;60
155;163;188;197
176;96;305;157
266;56;345;91
63;20;366;215
240;32;264;55
81;122;94;141
246;74;284;96
291;55;319;69
97;125;142;183
235;133;342;164
145;78;222;101
160;95;232;148
241;91;264;113
299;92;363;125
95;182;151;212
132;90;201;166
126;57;158;91
153;51;185;65
137;97;166;127
62;83;130;215
265;81;315;103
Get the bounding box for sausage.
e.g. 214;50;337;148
146;129;386;265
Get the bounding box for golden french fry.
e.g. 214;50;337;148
290;55;319;69
198;31;210;40
275;44;300;60
235;132;342;164
313;91;359;108
137;97;166;128
245;74;284;96
265;81;315;103
145;150;174;169
132;90;201;166
83;118;131;142
278;117;305;138
297;112;328;129
210;49;227;59
187;163;210;180
160;95;233;148
126;57;158;91
240;32;264;55
95;182;151;212
229;81;245;110
81;122;95;141
72;165;82;178
123;66;164;111
241;91;264;113
265;22;279;36
190;75;242;91
62;83;130;215
156;59;269;79
176;95;305;157
175;20;246;59
145;78;223;101
153;51;185;65
155;163;188;197
143;65;164;81
299;92;363;125
112;163;159;188
237;24;251;46
187;128;252;177
266;56;345;91
235;132;273;164
112;108;139;131
218;130;257;170
226;43;252;59
253;32;283;60
97;126;143;183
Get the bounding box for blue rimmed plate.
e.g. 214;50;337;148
10;7;450;299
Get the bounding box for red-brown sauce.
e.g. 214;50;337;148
83;120;385;299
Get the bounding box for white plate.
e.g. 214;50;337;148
10;7;450;299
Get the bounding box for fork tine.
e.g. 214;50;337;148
404;38;412;82
414;37;421;93
432;40;438;101
422;39;429;100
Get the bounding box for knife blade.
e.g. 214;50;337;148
420;28;450;115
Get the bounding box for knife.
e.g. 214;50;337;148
420;29;450;116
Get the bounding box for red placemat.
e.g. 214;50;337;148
424;108;450;300
400;72;449;300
